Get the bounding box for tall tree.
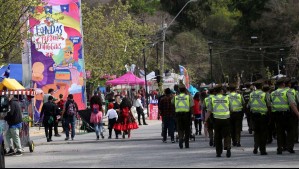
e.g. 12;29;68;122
0;0;41;64
82;1;156;86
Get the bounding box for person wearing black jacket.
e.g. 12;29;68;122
62;94;79;141
40;96;56;142
4;95;23;156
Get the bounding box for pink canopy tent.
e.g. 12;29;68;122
106;72;145;86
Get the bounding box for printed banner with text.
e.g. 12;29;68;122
30;0;86;111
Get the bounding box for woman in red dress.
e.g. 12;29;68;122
114;98;138;139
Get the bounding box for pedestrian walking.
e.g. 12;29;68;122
249;80;271;155
135;94;148;126
286;79;299;143
57;94;66;133
106;103;118;139
193;92;202;136
205;85;232;158
243;83;253;134
90;98;104;140
159;88;176;143
62;94;79;141
229;84;245;147
172;82;194;149
4;95;23;156
203;88;215;147
40;96;56;142
114;98;139;139
271;78;299;154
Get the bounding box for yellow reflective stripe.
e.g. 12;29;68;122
175;94;190;112
271;89;289;111
250;91;267;113
229;93;243;112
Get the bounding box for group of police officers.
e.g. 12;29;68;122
172;77;299;158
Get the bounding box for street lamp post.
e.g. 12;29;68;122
160;0;199;91
208;41;213;83
143;48;149;116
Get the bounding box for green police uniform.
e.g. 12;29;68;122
204;95;214;147
250;90;270;154
208;94;231;156
173;93;194;149
229;92;245;146
288;88;299;143
243;88;253;134
271;88;296;153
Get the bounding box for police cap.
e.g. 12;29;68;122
276;77;287;84
254;79;264;85
284;77;292;84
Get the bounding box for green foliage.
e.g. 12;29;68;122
128;0;160;15
82;1;156;86
0;0;42;64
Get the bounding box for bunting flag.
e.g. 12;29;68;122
179;65;190;89
44;6;53;14
29;4;72;14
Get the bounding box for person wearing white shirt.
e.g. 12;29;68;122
135;95;148;126
106;103;119;139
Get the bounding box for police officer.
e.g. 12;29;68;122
286;79;299;143
203;88;215;147
249;80;271;155
271;78;299;154
205;85;232;158
229;84;245;147
243;83;253;134
172;83;194;149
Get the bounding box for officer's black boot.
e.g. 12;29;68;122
209;139;214;147
253;148;258;155
185;142;190;149
179;140;183;149
277;148;283;155
226;149;231;158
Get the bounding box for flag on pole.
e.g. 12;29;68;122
179;65;190;89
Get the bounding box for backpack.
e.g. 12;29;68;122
67;102;77;116
92;104;100;114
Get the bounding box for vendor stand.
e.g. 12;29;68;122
0;78;36;153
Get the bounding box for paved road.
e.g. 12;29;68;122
5;120;299;168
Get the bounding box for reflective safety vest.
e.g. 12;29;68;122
271;88;289;112
211;95;230;119
288;88;297;103
229;92;243;112
175;94;190;113
250;90;268;115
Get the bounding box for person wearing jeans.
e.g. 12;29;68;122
62;94;78;141
159;88;176;143
64;115;76;140
5;95;23;156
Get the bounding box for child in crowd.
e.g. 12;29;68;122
106;103;119;139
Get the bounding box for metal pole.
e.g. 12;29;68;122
210;45;213;82
143;48;149;117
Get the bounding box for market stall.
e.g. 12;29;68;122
0;78;36;153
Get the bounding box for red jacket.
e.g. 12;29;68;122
193;99;202;115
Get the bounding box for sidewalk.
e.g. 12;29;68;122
30;120;163;146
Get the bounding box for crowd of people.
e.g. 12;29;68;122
157;77;299;158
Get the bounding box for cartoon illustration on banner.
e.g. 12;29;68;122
29;0;86;111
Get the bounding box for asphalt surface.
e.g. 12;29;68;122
4;120;299;168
